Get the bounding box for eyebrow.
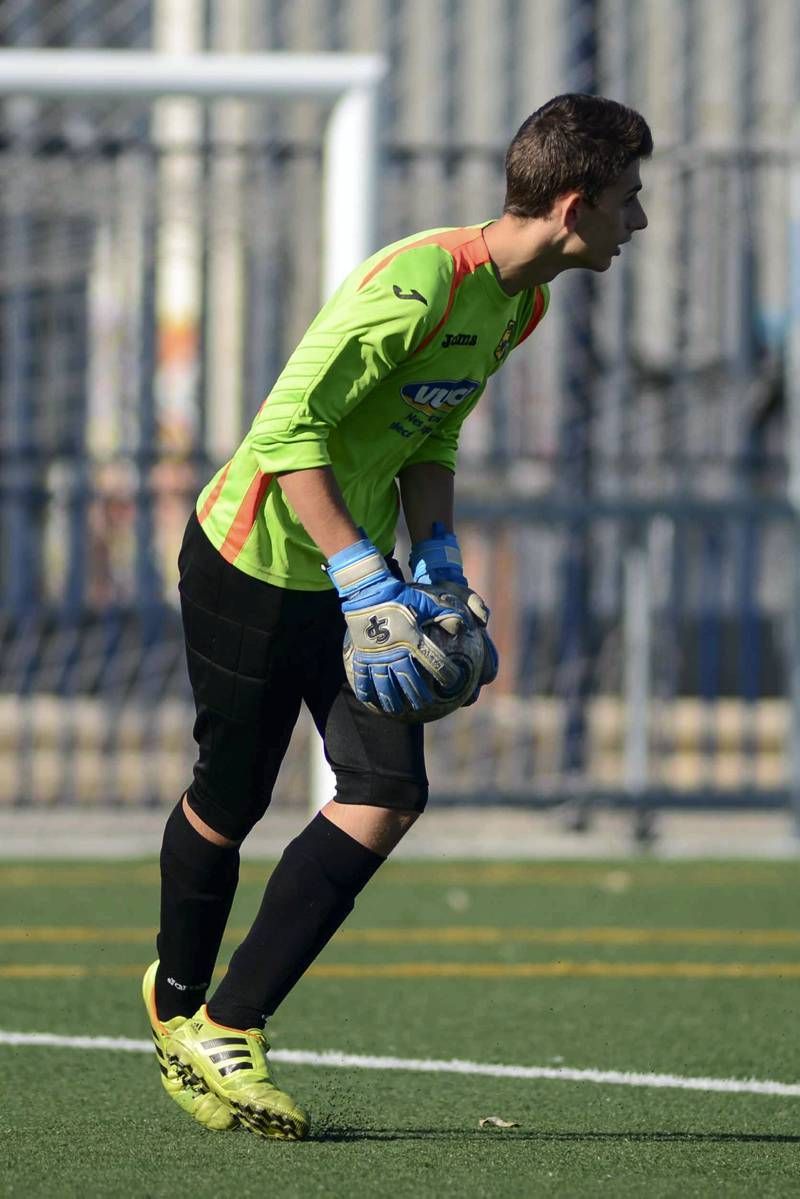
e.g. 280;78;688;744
625;184;642;198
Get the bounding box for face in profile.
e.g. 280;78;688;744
571;160;648;271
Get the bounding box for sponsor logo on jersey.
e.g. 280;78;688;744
441;332;478;348
393;284;427;305
400;379;480;414
493;319;517;361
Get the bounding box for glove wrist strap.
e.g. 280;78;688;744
327;536;389;597
409;521;466;586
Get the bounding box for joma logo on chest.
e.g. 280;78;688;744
441;333;478;348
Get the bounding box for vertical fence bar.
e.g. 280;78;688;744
623;523;651;798
0;10;43;808
661;0;697;799
786;94;800;831
698;523;724;787
2;169;38;618
557;0;597;818
605;0;654;833
602;0;634;499
731;0;761;779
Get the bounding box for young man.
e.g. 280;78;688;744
143;93;651;1141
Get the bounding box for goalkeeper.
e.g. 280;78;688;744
144;93;651;1141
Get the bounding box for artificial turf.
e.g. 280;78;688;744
2;858;800;1197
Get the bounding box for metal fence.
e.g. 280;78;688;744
2;0;800;825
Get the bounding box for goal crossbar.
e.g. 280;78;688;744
0;49;386;99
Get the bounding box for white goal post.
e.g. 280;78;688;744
0;49;388;812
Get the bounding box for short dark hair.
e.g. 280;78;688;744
503;94;653;219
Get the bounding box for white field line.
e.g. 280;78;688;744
1;1029;799;1098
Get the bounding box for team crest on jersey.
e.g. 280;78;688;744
493;319;517;361
400;379;480;415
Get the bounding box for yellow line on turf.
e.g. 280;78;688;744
4;961;800;980
337;927;800;946
0;927;154;942
380;864;799;887
308;962;800;980
0;965;90;978
0;866;159;887
0;863;793;887
4;925;800;946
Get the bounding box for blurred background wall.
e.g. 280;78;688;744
1;0;798;829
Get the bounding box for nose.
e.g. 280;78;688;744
632;200;648;231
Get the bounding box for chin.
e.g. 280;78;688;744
571;252;614;273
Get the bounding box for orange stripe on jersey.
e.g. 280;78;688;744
514;287;547;348
411;233;490;357
198;461;231;525
219;471;273;563
358;227;491;359
358;226;487;292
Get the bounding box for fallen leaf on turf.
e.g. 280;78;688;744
478;1116;520;1129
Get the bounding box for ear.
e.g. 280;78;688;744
561;191;584;233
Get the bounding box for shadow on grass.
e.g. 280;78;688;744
312;1127;800;1145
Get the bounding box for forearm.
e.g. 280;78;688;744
397;462;455;544
276;466;360;558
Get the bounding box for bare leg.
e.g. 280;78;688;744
181;793;240;847
320;798;419;856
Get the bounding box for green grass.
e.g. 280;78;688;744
3;858;800;1197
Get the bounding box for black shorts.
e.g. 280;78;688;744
178;512;428;840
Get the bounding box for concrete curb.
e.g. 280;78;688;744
1;805;798;860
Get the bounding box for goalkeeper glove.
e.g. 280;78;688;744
328;533;466;716
409;521;499;704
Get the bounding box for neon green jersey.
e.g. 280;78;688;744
196;223;549;589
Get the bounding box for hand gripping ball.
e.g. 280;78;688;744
343;583;486;723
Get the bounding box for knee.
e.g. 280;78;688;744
322;799;421;858
182;793;242;847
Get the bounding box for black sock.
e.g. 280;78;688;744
207;813;383;1030
155;800;240;1021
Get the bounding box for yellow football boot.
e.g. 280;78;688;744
166;1005;309;1141
142;961;237;1131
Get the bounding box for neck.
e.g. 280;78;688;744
482;213;573;294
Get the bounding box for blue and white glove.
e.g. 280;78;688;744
409;521;499;705
328;533;466;716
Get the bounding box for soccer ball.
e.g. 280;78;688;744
343;583;486;724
